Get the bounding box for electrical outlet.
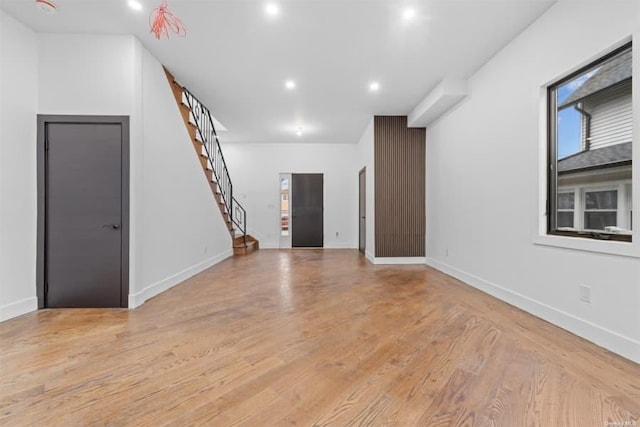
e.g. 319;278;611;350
579;285;591;304
335;231;339;237
446;248;450;257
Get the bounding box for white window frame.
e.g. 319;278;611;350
625;183;633;230
556;189;577;230
533;35;639;258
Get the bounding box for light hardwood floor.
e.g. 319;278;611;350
1;249;639;426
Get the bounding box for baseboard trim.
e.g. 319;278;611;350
257;243;278;249
424;257;640;364
259;244;357;249
128;249;233;308
372;256;425;265
365;250;375;264
0;297;38;322
325;243;358;249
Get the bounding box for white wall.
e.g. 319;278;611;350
221;142;358;249
134;46;232;307
38;35;137;116
425;2;640;363
37;35;147;301
0;11;38;321
356;119;375;261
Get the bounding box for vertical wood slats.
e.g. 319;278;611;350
374;116;425;257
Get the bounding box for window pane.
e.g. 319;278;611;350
584;212;617;230
558;192;574;210
585;190;617;210
549;43;632;240
280;178;289;236
557;212;574;228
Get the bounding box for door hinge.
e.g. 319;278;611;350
44;137;49;151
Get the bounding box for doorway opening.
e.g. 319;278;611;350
278;173;324;248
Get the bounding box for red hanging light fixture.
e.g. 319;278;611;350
35;0;57;13
149;0;187;40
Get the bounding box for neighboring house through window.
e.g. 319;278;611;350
557;191;575;228
583;188;618;231
549;43;632;241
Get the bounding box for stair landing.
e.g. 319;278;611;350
233;235;259;256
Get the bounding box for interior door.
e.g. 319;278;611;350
45;122;124;307
291;173;323;247
359;168;366;253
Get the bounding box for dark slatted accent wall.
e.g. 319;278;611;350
374;116;425;257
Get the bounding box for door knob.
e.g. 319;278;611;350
103;224;121;230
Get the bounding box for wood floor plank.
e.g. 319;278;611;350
0;249;638;426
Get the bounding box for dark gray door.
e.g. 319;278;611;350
359;168;366;253
46;122;123;307
291;174;323;247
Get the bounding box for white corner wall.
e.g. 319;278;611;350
425;2;640;363
0;32;233;316
0;11;38;321
221;142;358;249
37;35;146;304
356;119;375;261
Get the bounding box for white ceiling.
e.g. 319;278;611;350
1;0;555;144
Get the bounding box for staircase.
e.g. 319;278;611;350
164;67;258;256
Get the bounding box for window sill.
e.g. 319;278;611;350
533;233;640;258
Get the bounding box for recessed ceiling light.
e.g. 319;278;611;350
285;80;296;90
35;0;57;13
403;8;416;20
128;0;142;11
296;128;303;136
265;3;279;16
369;82;380;92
